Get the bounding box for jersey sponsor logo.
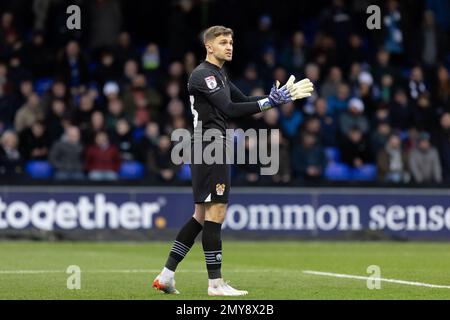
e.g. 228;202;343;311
216;183;226;196
204;76;218;89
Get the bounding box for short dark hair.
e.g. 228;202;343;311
203;26;233;45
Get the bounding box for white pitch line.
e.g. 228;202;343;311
303;270;450;289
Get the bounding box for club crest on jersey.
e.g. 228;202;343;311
204;76;218;89
216;183;225;196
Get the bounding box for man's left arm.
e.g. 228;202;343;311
229;81;267;103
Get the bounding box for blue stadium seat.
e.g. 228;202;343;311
132;127;145;143
177;164;191;181
325;147;340;163
34;78;53;96
25;161;53;179
352;164;377;181
324;163;351;181
119;161;145;179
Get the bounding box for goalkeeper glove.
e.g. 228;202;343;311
281;75;314;100
258;81;292;111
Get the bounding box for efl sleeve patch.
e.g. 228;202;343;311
204;76;218;90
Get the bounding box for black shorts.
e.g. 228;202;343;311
190;141;231;204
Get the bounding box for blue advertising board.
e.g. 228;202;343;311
1;186;450;239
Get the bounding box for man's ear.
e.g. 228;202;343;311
205;42;213;54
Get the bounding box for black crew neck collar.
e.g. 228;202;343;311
204;60;223;70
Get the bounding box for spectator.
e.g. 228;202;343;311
408;132;442;183
372;48;401;87
378;73;395;103
136;121;160;163
82;111;107;146
435;113;450;181
41;80;70;113
84;131;121;181
389;88;412;131
123;74;162;126
344;33;366;69
314;97;338;146
270;131;291;184
433;65;450;115
110;119;136;161
0;130;23;177
291;132;326;182
49;126;84;180
8;55;32;90
234;135;261;184
146;135;178;182
14;93;44;133
105;98;127;131
122;59;140;88
19;121;50;161
418;10;445;68
327;82;350;115
319;0;354;52
12;79;34;114
340;126;371;168
72;93;96;132
142;43;161;75
413;93;435;132
377;132;410;183
94;50;121;90
113;32;137;69
103;81;120;104
45;98;70;143
371;120;392;156
22;31;54;78
339;98;369;136
234;63;263;96
56;40;89;93
280;31;308;73
320;66;343;98
279;101;303;141
383;0;404;60
357;71;376;119
408;66;427;102
183;51;197;77
88;0;122;51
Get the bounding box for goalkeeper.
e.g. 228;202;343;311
153;25;314;296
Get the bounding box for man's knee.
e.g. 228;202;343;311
205;203;227;224
193;204;205;225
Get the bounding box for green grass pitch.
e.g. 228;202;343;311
0;241;450;299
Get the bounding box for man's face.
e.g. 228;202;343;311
207;35;233;62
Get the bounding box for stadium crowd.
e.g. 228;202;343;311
0;0;450;185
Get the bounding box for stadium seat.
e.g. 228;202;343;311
177;164;191;181
325;147;340;163
34;78;54;96
132;127;145;142
352;164;377;181
324;163;351;181
119;161;145;179
25;161;53;179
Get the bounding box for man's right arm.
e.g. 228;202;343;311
190;70;273;118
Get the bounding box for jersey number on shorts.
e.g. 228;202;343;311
190;95;198;128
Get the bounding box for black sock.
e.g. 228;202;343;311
165;217;203;271
202;220;222;279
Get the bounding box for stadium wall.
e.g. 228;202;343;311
1;186;450;241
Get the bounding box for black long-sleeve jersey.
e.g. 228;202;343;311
187;60;267;137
